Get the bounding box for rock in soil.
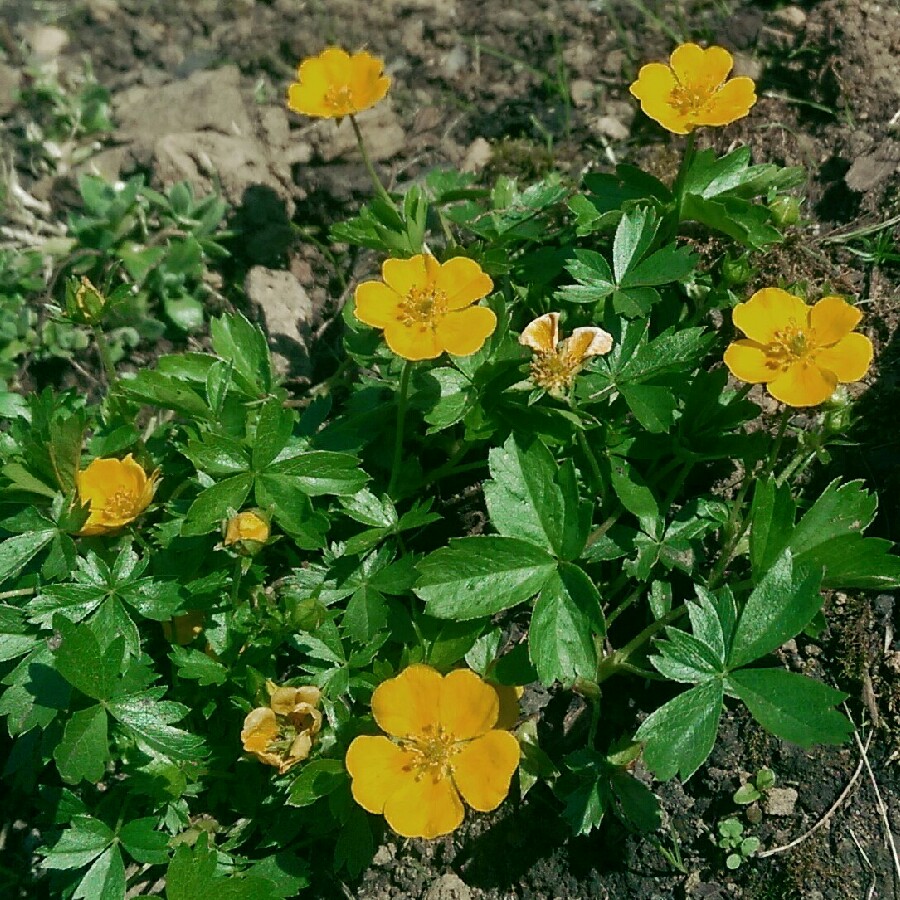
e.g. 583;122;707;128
765;786;799;817
424;872;472;900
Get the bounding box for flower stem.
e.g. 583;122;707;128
349;114;396;209
93;326;117;387
577;429;605;498
673;129;697;223
388;361;412;497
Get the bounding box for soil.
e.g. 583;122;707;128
2;0;900;898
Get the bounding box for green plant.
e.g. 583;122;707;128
717;817;761;869
734;766;776;805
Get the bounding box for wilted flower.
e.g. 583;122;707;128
355;254;497;360
629;43;756;134
223;510;270;553
519;312;613;394
241;681;323;774
287;47;390;119
162;611;206;645
345;664;520;839
75;454;159;536
723;288;873;407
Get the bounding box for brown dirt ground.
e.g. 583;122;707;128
2;0;900;898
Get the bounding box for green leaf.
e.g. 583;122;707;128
612;206;658;283
272;451;368;496
209;312;272;395
420;367;472;432
121;371;211;418
49;413;85;494
0;606;39;662
73;845;125;900
253;398;294;469
620;243;696;288
42;815;113;870
0;529;56;586
484;434;569;556
426;618;486;669
557;249;616;305
334;805;374;879
119;818;171;865
54;705;109;784
650;627;723;684
619;383;676;433
727;668;851;747
182;473;254;536
749;477;796;576
287;759;348;807
609;769;662;833
169;646;228;686
790;480;876;556
164;295;205;332
728;551;822;669
797;534;900;590
108;695;205;761
254;474;328;550
183;435;249;476
609;458;659;531
54;617;119;701
529;564;602;685
343;585;388;643
166;839;287;900
415;536;557;620
681;194;782;249
635;679;724;781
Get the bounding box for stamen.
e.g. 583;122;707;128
105;489;137;519
323;84;354;112
397;286;449;327
401;726;459;781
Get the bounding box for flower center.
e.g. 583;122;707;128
104;488;138;520
403;725;458;779
323;84;354;112
669;83;710;115
397;285;449;328
529;347;585;394
769;322;814;368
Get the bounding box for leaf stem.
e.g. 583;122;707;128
92;326;117;386
596;604;687;683
388;362;412;497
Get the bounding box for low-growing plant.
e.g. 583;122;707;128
2;40;898;898
717;817;760;870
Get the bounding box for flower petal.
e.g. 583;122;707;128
382;322;442;360
680;44;734;90
371;664;442;739
732;288;809;344
698;77;757;126
520;313;559;354
809;296;862;346
439;669;500;740
723;339;781;383
383;773;464;839
349;51;390;110
241;707;278;754
287;81;330;117
492;684;523;731
435;307;497;357
451;730;520;812
768;361;838;407
345;735;416;814
629;64;689;134
382;255;428;297
669;43;709;85
354;281;402;327
318;47;353;83
436;257;494;309
814;332;873;383
564;327;614;360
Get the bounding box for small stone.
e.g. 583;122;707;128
401;19;425;55
26;25;69;61
424;873;472;900
86;0;119;23
372;844;394;866
765;787;798;817
462;137;492;172
773;5;807;28
592;115;629;141
563;43;596;74
311;101;404;163
570;78;594;108
258;106;291;151
245;267;315;377
732;52;763;82
440;45;468;79
0;63;22;116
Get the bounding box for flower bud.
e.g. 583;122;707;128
66;276;107;324
769;196;802;228
721;253;753;287
223;510;270;554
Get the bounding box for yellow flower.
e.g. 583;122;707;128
223;510;270;548
287;47;390;119
629;43;756;134
723;288;874;407
355;254;497;361
519;312;613;394
162;611;206;645
345;664;521;839
75;454;159;536
241;681;323;774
